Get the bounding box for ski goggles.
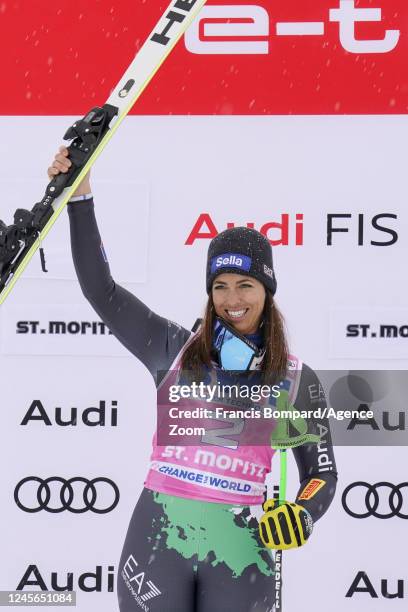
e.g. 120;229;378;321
213;317;265;371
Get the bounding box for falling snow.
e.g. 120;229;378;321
0;2;405;114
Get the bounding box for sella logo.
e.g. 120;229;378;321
185;1;400;55
211;253;252;273
216;255;243;267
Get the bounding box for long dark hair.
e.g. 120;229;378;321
181;291;289;383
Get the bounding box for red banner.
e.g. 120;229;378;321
0;0;406;115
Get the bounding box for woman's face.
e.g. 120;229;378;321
212;273;266;335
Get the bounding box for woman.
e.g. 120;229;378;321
49;147;337;612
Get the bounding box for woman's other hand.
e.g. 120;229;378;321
47;145;91;196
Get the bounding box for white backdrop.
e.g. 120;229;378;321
1;115;407;611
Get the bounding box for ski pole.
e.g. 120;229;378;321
273;448;287;612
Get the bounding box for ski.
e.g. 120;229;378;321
0;0;207;305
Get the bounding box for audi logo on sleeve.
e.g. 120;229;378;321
14;477;120;514
342;481;408;519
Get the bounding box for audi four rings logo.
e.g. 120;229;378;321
14;477;120;514
342;481;408;519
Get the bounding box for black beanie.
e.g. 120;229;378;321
206;227;277;295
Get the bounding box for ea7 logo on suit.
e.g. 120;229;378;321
122;555;161;607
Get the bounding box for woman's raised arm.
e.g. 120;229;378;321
48;147;191;380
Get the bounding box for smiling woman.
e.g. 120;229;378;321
181;227;288;383
212;274;266;334
50;147;339;612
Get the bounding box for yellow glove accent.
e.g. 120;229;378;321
259;500;313;550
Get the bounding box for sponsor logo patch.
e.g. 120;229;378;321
263;264;274;279
210;253;251;273
298;478;326;500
